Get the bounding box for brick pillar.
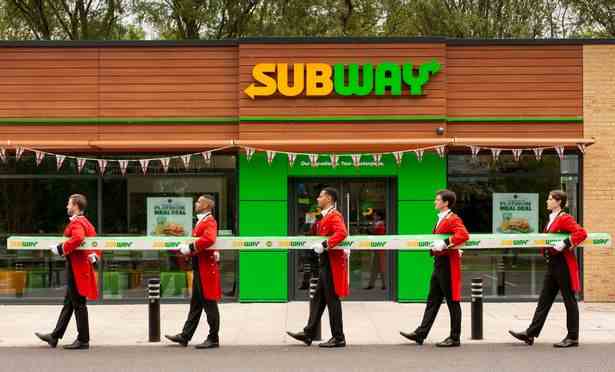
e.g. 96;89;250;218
583;45;615;302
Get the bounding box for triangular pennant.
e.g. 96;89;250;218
414;149;425;162
76;158;87;173
555;146;565;160
266;150;276;165
329;154;338;168
0;147;5;163
245;147;255;161
15;147;24;161
287;153;297;167
577;144;586;154
512;149;523;162
202;151;212;163
372;153;382;166
160;158;171;173
469;145;481;161
139;159;150;175
490;148;501;162
97;159;108;174
393;151;404;166
56;155;66;170
308;153;319;167
181;154;191;168
533;148;544;161
436;145;446;158
35;151;45;166
119;160;129;176
351;154;361;168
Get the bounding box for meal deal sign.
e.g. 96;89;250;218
493;193;539;234
146;197;193;237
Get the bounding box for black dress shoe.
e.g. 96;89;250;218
399;331;424;345
165;334;188;347
508;330;535;346
195;339;219;349
436;337;460;347
318;337;346;348
286;331;312;346
554;338;579;348
35;332;58;348
63;340;89;350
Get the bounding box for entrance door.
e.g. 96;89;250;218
289;178;396;301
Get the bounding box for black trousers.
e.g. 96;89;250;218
415;256;462;341
181;260;220;342
304;254;345;341
527;254;579;339
51;261;90;343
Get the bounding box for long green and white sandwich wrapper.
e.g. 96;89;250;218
6;233;612;251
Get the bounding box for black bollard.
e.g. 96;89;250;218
471;277;483;340
497;258;506;296
148;278;161;342
309;276;322;341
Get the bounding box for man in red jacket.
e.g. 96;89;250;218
287;187;349;348
166;194;221;349
401;189;469;347
509;190;587;348
36;194;99;350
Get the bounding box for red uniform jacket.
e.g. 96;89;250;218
61;216;99;301
318;209;349;298
191;214;221;301
544;212;587;293
431;212;469;301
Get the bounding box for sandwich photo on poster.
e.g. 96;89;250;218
147;197;193;237
492;193;539;234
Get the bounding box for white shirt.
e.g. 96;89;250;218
320;206;334;218
546;210;561;231
69;214;83;222
196;212;211;225
435;209;451;229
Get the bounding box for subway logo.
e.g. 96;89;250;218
358;241;387;248
244;60;441;99
8;240;38;248
232;241;261;248
501;240;529;247
153;241;182;249
465;240;480;247
406;240;431;248
104;241;133;249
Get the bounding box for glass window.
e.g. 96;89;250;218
448;151;581;300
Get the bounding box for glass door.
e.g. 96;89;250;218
289;178;395;301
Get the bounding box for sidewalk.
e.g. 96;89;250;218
1;302;615;347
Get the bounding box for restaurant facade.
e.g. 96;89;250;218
0;37;613;304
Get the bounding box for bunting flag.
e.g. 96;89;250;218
414;149;425;162
436;145;446;158
512;149;523;162
0;147;5;163
97;159;108;175
287;153;297;167
393;151;403;166
372;153;382;166
577;144;586;154
181;154;191;168
533;148;544;161
555;146;565;160
469;145;481;161
351;154;361;168
56;155;66;170
308;153;319;167
202;151;212;163
76;158;87;173
119;160;129;176
15;147;25;161
35;151;45;166
491;148;501;162
139;159;150;175
245;147;255;161
266;150;276;165
329;154;338;168
160;157;171;173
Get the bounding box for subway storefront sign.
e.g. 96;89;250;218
244;60;441;99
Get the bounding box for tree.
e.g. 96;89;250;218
567;0;615;37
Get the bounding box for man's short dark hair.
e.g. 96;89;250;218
69;194;87;211
436;189;456;209
549;190;567;208
322;187;339;204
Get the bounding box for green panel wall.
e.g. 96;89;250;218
398;152;447;200
238;153;289;302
